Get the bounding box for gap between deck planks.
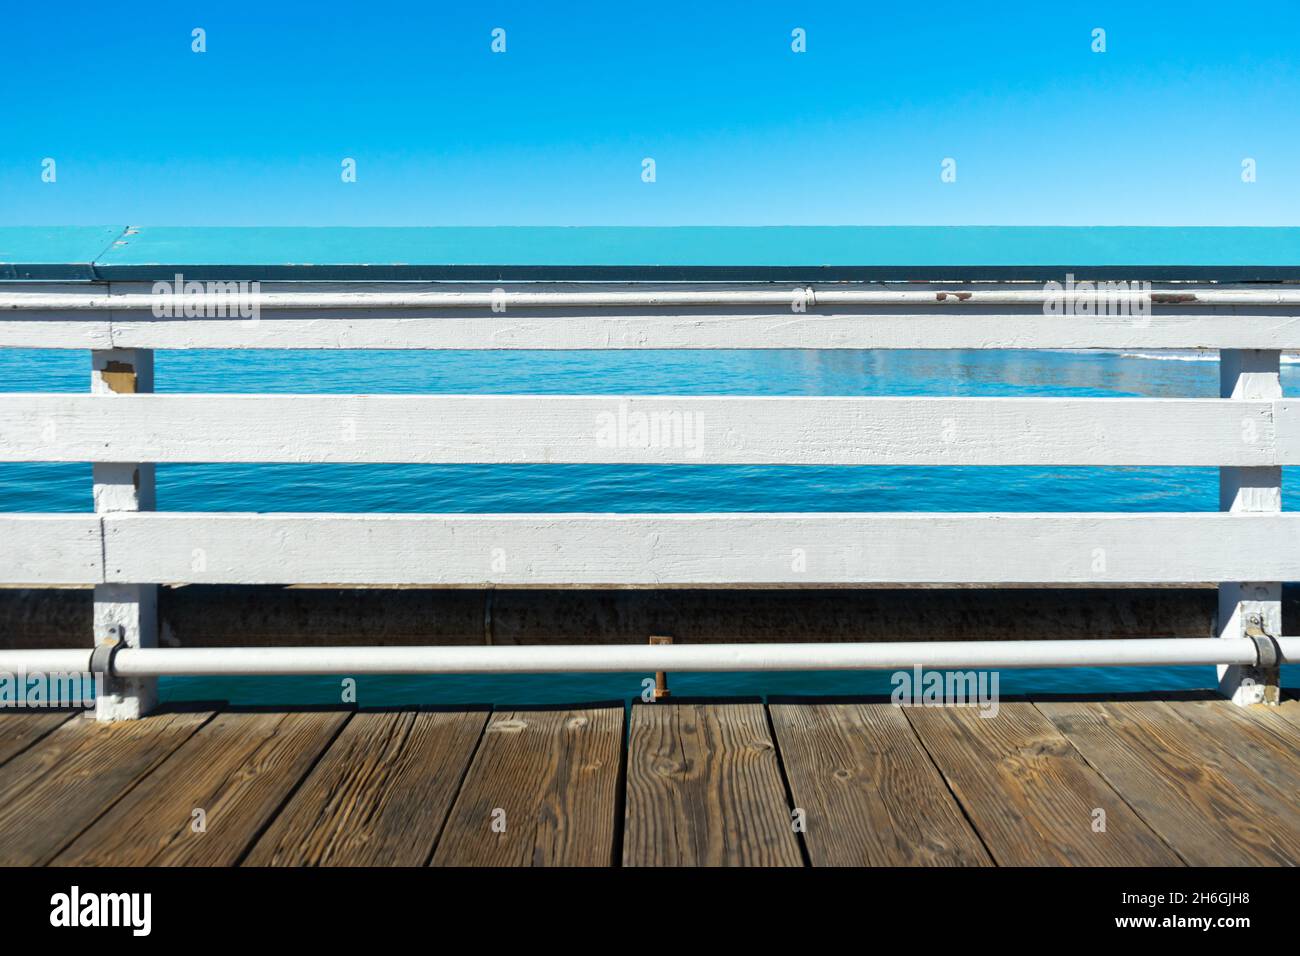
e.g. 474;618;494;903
0;708;213;866
249;708;487;866
0;709;77;766
623;700;803;866
431;705;623;866
58;709;351;866
1037;698;1300;865
0;694;1295;867
769;700;992;866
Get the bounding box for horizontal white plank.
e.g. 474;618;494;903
7;281;1300;310
5;309;1299;350
99;512;1300;586
104;310;1300;351
0;394;1288;466
0;316;113;349
0;515;102;585
2;282;1299;349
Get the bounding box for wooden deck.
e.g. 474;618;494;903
0;694;1297;867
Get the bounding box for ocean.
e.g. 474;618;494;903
2;346;1295;705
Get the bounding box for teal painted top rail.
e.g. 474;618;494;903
3;225;1300;282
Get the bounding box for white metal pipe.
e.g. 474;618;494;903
0;649;92;673
0;638;1285;678
1;638;1292;679
4;287;1300;312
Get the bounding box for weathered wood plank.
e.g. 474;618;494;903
432;706;622;867
0;710;78;766
246;708;487;866
905;702;1182;866
1272;696;1300;727
4;279;1300;350
1237;697;1300;743
770;701;991;866
95;312;1300;351
53;710;347;866
1166;698;1300;790
0;394;1287;467
0;709;212;865
0;317;112;349
1038;700;1300;865
101;511;1300;586
0;515;102;585
623;701;803;866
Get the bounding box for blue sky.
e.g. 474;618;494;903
1;0;1297;226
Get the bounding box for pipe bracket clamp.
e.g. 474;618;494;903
1248;633;1281;669
1244;620;1281;669
90;637;122;678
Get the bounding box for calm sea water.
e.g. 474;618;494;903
2;347;1295;705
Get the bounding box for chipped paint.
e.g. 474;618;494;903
100;360;136;394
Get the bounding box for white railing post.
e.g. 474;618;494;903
1218;348;1283;705
91;348;158;720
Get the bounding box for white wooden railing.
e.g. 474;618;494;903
0;282;1296;719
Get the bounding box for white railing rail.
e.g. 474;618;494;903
8;283;1300;310
6;281;1300;351
5;512;1300;587
0;395;1295;466
0;281;1295;718
3;637;1299;678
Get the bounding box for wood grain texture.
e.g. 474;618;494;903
4;279;1298;350
1163;698;1300;791
102;313;1300;352
769;701;991;866
0;317;112;349
623;701;803;866
0;710;77;766
246;708;487;866
0;693;1294;867
101;511;1300;586
0;515;102;585
431;706;622;866
1039;700;1300;865
1272;696;1300;728
906;702;1182;866
0;709;211;864
53;710;346;866
0;394;1286;466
